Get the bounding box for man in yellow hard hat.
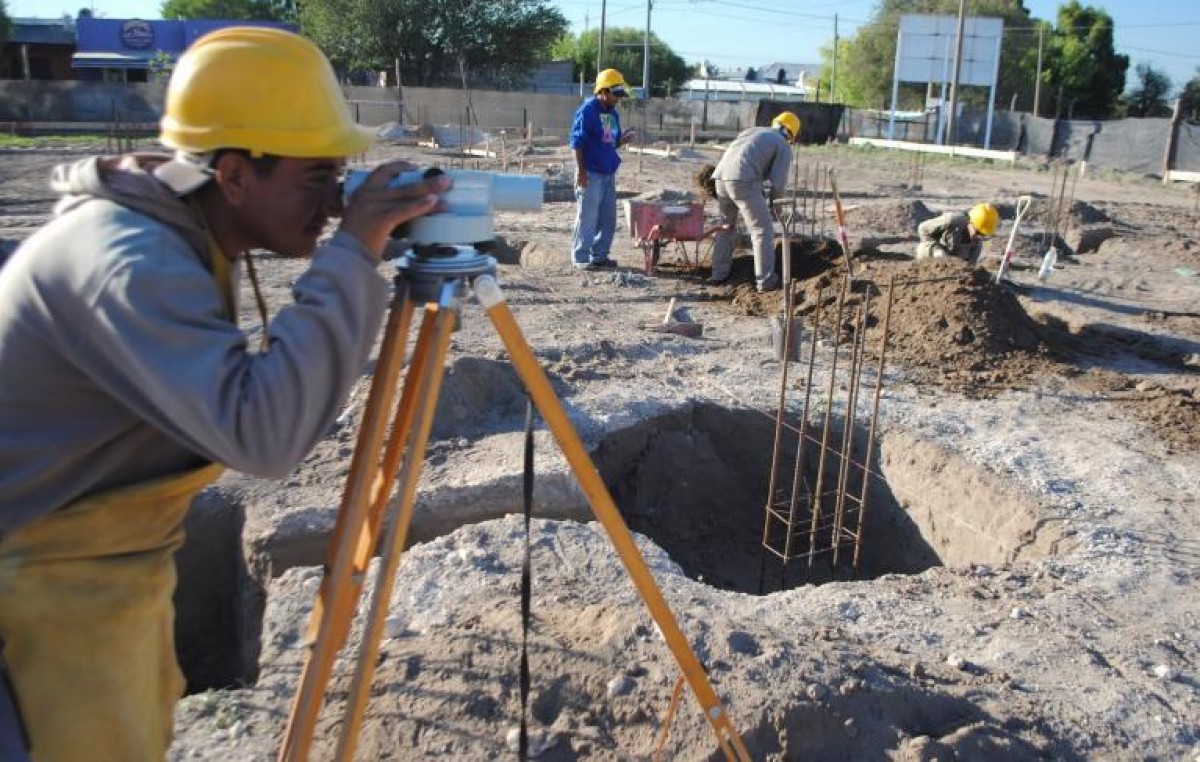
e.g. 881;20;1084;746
708;111;800;292
916;202;999;262
0;27;448;760
570;67;637;270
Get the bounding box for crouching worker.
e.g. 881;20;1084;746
915;202;999;262
0;27;449;761
708;111;800;292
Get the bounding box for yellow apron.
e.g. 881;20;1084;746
0;462;224;762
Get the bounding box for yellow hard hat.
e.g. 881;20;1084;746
969;202;999;237
160;26;374;158
771;111;801;142
594;68;629;95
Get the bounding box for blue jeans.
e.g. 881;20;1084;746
571;171;617;265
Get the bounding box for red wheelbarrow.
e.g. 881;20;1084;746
624;199;728;276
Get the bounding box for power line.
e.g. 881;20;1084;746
1122;45;1200;61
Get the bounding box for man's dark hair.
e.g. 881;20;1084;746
213;149;280;175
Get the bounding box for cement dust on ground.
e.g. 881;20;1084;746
2;139;1199;760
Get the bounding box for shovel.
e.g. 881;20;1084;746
995;195;1032;283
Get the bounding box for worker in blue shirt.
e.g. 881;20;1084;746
569;68;638;270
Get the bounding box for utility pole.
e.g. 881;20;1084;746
944;0;967;145
832;13;839;103
597;0;607;74
1033;22;1044;118
642;0;653;100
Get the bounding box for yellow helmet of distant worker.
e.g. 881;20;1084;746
159;26;374;158
771;111;801;143
594;68;629;96
968;202;1000;237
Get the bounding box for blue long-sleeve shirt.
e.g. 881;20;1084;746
569;95;622;175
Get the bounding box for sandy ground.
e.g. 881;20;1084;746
2;136;1199;760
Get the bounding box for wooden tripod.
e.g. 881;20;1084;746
278;253;751;761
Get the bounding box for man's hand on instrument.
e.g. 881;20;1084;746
340;160;451;260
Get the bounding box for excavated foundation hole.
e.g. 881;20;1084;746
169;398;1068;691
174;490;263;693
592;403;1064;594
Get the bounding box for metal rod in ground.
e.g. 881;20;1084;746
807;281;848;571
799;163;809;239
758;280;797;594
812;163;821;240
1063;160;1082;239
820;164;831;240
781;285;824;582
831;288;871;568
853;276;896;572
1051;160;1071;244
1040;162;1059;251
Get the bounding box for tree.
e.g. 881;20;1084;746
0;0;12;45
1180;68;1200;125
1122;62;1172;118
147;49;179;82
301;0;567;89
818;0;1038;110
550;27;690;98
1041;1;1128;118
160;0;286;21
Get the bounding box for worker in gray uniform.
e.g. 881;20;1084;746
915;203;999;262
708;111;800;292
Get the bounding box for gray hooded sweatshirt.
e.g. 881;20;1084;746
712;126;792;192
0;155;389;535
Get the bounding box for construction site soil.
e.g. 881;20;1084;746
1;137;1198;761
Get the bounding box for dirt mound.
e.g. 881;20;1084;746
794;258;1061;394
1073;370;1200;454
998;197;1109;228
842;199;936;237
632;188;700;203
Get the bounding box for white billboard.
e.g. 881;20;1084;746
889;13;1004;147
896;14;1003;88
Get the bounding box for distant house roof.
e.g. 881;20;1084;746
754;62;822;85
677;78;811;102
9;17;77;46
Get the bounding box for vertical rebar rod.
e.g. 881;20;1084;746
820;165;831;241
816;164;825;238
852;276;896;572
1064;160;1082;237
831;288;871;567
828;300;860;563
806;163;813;240
1040;162;1060;251
782;285;824;576
807;281;848;569
803;163;812;240
758;280;797;594
1051;160;1071;244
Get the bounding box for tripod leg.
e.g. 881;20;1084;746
337;281;459;759
280;289;416;762
473;276;752;761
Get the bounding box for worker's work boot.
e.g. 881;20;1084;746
757;272;781;292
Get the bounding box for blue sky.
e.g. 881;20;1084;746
10;0;1200;93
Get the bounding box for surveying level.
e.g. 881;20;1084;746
344;166;543;248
